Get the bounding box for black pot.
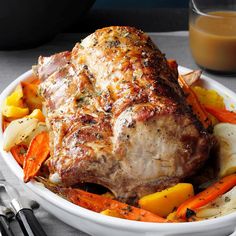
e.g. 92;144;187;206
0;0;95;49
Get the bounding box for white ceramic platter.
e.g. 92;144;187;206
0;66;236;236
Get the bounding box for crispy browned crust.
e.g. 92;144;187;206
36;26;212;201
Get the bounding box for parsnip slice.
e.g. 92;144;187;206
214;123;236;177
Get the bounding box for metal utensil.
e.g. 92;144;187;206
0;172;47;236
0;205;15;236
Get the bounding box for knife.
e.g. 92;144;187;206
0;205;14;236
0;172;47;236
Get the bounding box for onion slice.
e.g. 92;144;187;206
3;117;38;151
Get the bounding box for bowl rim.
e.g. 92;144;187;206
0;67;236;233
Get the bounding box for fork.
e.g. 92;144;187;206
0;171;47;236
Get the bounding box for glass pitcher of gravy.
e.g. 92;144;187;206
189;0;236;73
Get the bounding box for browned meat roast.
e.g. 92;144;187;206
36;26;212;201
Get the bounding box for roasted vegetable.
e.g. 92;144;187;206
100;209;124;218
178;75;211;129
192;86;225;109
10;144;27;166
101;192;115;199
5;84;24;107
67;189;167;222
168;61;201;87
2;120;10;132
205;106;236;124
3;117;38;151
196;186;236;219
27;109;45;122
166;211;185;222
192;86;225;125
83;188;163;222
182;70;201;86
214;123;236;177
24;122;47;146
139;183;194;217
176;174;236;220
21;81;42;111
2;106;29;119
2;84;29;118
24;131;50;182
37;178;167;223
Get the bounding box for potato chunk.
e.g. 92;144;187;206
2;84;29;118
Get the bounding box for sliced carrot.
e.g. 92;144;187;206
26;75;40;85
60;188;167;223
31;78;41;85
37;177;169;223
178;75;211;129
10;144;27;166
23;131;50;182
2;120;10;132
205;106;236;124
176;174;236;220
167;60;209;129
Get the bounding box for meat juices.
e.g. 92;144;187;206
36;26;212;202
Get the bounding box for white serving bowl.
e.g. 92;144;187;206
0;67;236;236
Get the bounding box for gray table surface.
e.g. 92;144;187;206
0;32;235;236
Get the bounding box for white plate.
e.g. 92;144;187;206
0;66;236;236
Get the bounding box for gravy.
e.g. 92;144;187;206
190;11;236;72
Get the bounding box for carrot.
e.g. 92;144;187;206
2;120;10;132
37;177;167;223
23;131;50;182
31;78;41;85
166;60;210;128
60;187;167;223
10;144;27;166
204;106;236;124
178;75;211;129
176;174;236;220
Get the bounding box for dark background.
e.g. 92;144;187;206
0;0;189;49
67;0;189;32
93;0;189;8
